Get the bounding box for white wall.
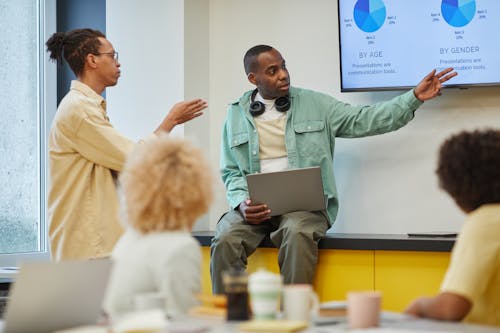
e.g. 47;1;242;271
106;0;216;230
186;0;500;233
105;0;184;140
109;0;500;234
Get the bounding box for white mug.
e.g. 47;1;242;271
282;284;319;322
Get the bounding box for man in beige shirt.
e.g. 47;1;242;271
45;28;207;260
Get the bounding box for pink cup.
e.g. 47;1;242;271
347;291;382;328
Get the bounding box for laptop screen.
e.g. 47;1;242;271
246;167;326;216
3;259;112;333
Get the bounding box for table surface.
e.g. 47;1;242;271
1;312;499;333
168;312;500;333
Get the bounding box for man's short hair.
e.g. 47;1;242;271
436;129;500;212
243;45;274;75
119;135;213;233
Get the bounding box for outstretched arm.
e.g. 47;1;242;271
404;292;471;321
414;67;458;101
155;98;208;134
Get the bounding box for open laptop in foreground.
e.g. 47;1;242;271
246;166;327;216
1;258;112;333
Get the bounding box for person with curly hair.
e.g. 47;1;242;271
45;28;208;260
103;135;213;318
405;129;500;326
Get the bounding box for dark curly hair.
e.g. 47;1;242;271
46;28;105;76
436;129;500;213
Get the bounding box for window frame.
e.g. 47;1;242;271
0;0;56;266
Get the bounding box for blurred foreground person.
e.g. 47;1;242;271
405;129;500;326
104;135;213;318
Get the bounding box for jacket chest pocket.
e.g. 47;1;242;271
230;132;249;148
294;120;325;135
229;132;251;161
293;120;328;157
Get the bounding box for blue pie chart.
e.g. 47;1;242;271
441;0;476;27
353;0;386;33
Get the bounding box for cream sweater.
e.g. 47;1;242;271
103;229;201;318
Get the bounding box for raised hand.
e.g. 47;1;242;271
414;67;458;102
156;98;208;133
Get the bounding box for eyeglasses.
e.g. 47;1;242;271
94;51;119;61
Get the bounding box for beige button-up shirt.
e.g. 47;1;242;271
48;80;135;260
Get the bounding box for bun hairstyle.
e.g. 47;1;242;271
45;28;105;76
45;32;66;64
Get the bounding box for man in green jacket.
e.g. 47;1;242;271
210;44;457;293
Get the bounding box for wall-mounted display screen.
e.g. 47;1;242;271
338;0;500;91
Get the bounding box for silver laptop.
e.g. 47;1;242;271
2;258;112;333
246;166;327;216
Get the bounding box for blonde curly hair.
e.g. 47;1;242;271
119;135;213;233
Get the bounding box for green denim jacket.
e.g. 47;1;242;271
220;86;422;224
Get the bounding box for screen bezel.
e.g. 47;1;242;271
337;0;500;92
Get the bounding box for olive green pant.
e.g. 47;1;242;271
210;209;330;294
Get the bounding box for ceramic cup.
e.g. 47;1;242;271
282;284;319;322
248;270;283;320
347;291;382;328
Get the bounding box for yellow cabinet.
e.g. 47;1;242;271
201;247;450;311
200;247;281;295
201;247;374;301
374;250;450;311
314;249;374;302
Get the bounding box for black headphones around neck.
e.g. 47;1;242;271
249;89;291;117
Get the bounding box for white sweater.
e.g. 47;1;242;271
103;229;201;318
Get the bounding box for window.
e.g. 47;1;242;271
0;0;55;265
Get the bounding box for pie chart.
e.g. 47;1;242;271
441;0;476;27
353;0;386;33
